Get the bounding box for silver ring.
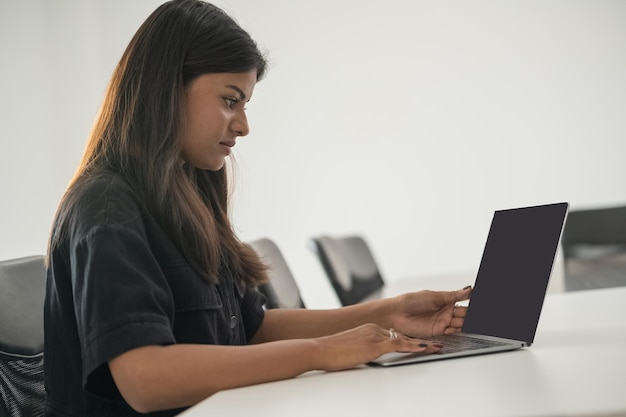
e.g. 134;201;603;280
389;328;398;340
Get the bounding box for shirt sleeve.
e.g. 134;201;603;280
240;287;266;343
71;222;176;397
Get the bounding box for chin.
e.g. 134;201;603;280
199;165;224;172
190;159;225;171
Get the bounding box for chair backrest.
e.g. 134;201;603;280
0;255;47;417
561;205;626;291
310;235;384;306
249;239;305;309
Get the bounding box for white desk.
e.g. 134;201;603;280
179;287;626;417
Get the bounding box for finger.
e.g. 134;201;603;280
452;305;468;318
448;317;465;329
455;285;472;301
448;305;468;330
392;335;443;353
443;327;462;334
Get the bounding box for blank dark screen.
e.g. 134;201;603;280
462;202;568;343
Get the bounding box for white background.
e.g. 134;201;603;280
1;0;624;307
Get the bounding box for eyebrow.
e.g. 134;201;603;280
226;85;247;101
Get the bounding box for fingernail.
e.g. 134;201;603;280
433;343;444;348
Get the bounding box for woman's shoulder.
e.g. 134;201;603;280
75;170;137;203
76;169;135;197
65;170;146;232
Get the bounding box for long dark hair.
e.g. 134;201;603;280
49;0;268;287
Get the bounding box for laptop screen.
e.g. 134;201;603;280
462;202;569;343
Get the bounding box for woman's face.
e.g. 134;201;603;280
181;70;257;171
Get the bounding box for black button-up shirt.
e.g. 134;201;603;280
44;171;265;417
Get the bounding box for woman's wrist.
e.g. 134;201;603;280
365;296;399;330
385;294;403;329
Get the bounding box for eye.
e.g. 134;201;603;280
223;97;239;108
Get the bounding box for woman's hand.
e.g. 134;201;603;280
311;323;442;372
389;286;472;338
249;286;471;373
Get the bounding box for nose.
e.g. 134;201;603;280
231;110;250;137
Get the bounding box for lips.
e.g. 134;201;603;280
219;141;235;156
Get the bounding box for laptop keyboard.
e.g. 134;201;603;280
425;334;509;354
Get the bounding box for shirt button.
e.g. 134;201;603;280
229;315;237;329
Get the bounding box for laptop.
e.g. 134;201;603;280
370;201;569;366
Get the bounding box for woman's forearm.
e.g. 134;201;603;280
109;289;465;413
109;340;319;413
252;298;396;343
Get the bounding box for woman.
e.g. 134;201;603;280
44;1;471;415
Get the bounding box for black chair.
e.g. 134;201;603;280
561;205;626;291
310;235;384;306
250;238;305;309
0;255;47;417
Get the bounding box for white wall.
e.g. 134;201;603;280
1;0;625;308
